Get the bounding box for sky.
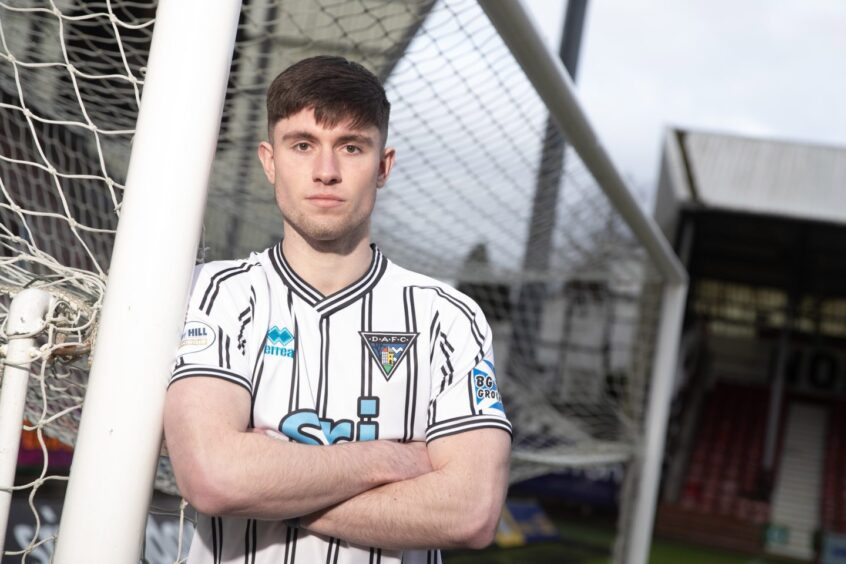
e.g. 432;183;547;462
522;0;846;205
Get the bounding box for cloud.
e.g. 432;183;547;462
524;0;846;193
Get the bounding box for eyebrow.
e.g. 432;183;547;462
281;131;319;143
280;131;375;148
335;134;375;148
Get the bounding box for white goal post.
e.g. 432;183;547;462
476;4;688;563
51;1;242;561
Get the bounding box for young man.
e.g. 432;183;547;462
164;56;511;564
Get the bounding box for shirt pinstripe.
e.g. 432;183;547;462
171;243;511;564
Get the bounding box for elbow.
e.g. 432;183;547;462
173;451;242;516
182;472;235;516
463;514;499;550
453;499;502;549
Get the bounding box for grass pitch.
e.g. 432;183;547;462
444;512;797;563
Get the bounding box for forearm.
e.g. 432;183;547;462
302;469;484;549
165;383;431;520
189;432;397;519
301;430;510;550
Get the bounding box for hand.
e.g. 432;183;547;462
299;441;433;533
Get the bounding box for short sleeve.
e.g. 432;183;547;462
426;292;511;443
169;262;257;394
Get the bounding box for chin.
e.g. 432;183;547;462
303;223;358;244
284;213;368;246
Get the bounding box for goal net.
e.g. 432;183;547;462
0;0;673;562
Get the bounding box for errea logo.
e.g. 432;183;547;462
265;326;294;357
267;326;294;345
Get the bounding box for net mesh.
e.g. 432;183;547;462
0;0;666;560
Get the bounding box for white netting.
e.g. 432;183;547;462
0;0;666;561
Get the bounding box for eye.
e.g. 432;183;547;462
343;145;361;154
294;142;310;151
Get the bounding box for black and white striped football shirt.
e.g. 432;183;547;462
170;242;511;564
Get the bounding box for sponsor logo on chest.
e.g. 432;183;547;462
359;331;419;381
264;325;294;358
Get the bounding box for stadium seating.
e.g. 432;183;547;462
823;402;846;533
679;382;772;524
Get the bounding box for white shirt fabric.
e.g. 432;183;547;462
170;243;511;564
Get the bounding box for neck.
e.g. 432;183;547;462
281;226;373;296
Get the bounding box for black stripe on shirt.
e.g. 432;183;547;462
318;247;381;311
278;243;324;302
426;415;513;441
270;243;321;306
225;334;231;369
427;420;513;443
290;526;299;563
201;263;257;315
211;515;218;564
250;347;265;429
467;370;477;415
411;285;485;348
170;366;252;393
429;310;440;342
199;264;247;313
414;285;487;373
402;288;416;442
215;516;223;564
218;327;224;367
367;292;374;397
316;317;327;416
429;397;436;427
247;286;256;354
440;332;455;353
246;278;267;422
402;287;420;441
325;537;342;564
322;317;331;416
318;251;388;317
408;288;419;440
243;519;252;564
237;302;252;353
360;297;367;399
284;525;294;564
439;341;454;390
317;245;386;315
429;310;441;363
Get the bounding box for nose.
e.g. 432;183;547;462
313;149;341;185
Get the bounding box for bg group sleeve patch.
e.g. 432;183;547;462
177;320;216;357
472;359;504;412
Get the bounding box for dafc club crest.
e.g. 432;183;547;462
359;331;418;381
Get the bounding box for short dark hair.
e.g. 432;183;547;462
266;55;390;143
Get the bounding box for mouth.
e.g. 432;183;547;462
306;195;345;209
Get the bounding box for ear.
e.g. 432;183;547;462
257;141;275;184
376;146;396;188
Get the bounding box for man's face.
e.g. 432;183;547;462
258;108;394;246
